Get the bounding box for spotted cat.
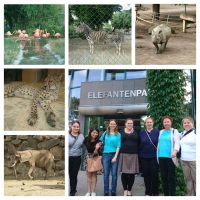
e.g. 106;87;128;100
4;74;63;127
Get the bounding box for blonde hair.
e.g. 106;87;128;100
145;117;154;123
182;116;194;126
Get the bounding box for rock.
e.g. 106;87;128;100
18;138;39;151
4;135;16;142
16;163;31;178
17;135;29;140
38;139;60;150
50;146;64;160
55;160;65;170
59;139;65;147
11;138;21;146
33;135;44;141
4;166;14;176
57;170;65;176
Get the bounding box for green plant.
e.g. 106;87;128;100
4;38;20;64
146;70;186;130
112;10;131;29
147;70;187;195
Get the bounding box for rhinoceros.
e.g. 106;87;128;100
151;24;172;54
10;150;55;179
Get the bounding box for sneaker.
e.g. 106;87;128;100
111;192;116;196
85;192;91;196
104;193;109;196
91;192;96;196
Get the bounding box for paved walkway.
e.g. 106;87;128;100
75;170;145;196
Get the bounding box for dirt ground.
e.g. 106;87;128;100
4;177;65;196
4;82;65;131
136;5;196;65
69;34;131;65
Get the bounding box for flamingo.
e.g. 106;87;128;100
24;34;29;38
54;33;61;38
52;30;62;38
19;33;25;39
5;31;12;36
33;29;42;38
17;29;22;34
5;30;16;37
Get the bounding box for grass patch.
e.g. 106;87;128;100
4;38;20;64
48;38;65;58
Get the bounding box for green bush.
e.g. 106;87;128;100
4;38;20;64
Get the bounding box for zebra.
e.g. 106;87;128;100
76;22;124;55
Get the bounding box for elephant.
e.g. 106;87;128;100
10;150;55;179
151;24;172;54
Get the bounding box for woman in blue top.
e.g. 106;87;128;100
157;116;180;196
139;117;159;196
100;119;121;196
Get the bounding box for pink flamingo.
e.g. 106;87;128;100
54;33;61;38
5;31;13;36
19;33;25;39
52;30;62;38
17;29;22;34
33;29;41;38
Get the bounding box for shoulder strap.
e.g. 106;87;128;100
102;132;107;142
70;133;79;147
181;128;195;139
145;130;157;149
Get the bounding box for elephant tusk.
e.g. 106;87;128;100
10;161;17;168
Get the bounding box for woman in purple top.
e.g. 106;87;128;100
139;117;160;196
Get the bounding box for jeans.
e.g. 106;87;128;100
102;153;119;194
69;156;81;195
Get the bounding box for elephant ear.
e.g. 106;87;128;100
16;151;32;163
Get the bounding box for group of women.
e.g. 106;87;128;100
68;116;196;196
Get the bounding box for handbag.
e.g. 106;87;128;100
87;155;103;172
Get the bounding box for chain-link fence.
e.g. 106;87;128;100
69;5;131;65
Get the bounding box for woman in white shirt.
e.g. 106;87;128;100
180;116;196;196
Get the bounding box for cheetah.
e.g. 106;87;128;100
4;74;63;127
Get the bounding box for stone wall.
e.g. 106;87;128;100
4;135;65;179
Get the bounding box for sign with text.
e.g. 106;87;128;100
80;79;147;106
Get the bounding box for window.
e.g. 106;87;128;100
71;70;87;87
88;70;102;82
105;71;125;80
126;71;147;79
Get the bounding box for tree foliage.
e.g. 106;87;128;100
112;10;131;29
4;4;64;33
146;70;186;131
147;70;187;195
69;5;122;29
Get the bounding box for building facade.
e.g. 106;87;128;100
69;69;150;135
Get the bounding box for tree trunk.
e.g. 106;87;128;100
153;4;160;20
